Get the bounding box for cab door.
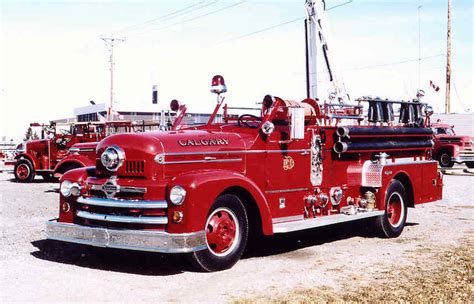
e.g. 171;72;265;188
264;125;312;219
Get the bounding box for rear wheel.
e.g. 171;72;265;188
188;194;248;272
14;159;35;183
438;150;454;167
374;180;407;238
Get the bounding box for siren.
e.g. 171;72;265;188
210;75;227;94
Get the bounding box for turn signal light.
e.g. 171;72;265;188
61;202;71;213
172;211;184;223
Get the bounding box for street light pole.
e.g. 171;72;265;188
445;0;452;114
100;36;126;121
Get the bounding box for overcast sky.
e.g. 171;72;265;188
1;0;473;141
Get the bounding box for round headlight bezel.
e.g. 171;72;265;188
100;145;125;172
169;185;186;205
60;181;82;197
60;180;73;197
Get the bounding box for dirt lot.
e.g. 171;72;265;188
0;164;473;303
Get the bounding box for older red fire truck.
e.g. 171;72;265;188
47;74;443;271
13;120;161;182
431;122;474;168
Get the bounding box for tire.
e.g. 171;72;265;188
374;180;407;238
14;159;35;183
465;162;474;169
188;194;249;272
438;150;454;168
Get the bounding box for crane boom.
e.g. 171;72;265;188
305;0;349;104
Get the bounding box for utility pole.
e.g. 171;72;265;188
100;36;126;120
445;0;452;114
417;5;422;90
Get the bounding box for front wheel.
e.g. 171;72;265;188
438;150;454;168
14;159;35;183
374;180;407;238
188;194;249;272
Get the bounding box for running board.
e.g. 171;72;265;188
273;210;384;233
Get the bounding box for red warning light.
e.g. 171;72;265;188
210;75;227;94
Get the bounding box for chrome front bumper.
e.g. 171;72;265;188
46;220;206;253
453;150;474;163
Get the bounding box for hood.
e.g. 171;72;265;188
96;129;253;179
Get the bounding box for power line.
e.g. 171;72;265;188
343;54;446;71
452;78;469;111
326;0;354;11
217;1;354;45
218;16;304;45
130;1;246;38
112;1;218;35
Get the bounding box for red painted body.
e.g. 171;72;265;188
431;122;474;167
56;96;443;238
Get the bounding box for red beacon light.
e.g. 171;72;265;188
170;99;180;112
210;75;227;95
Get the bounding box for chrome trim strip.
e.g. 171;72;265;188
90;184;147;194
161;149;310;156
70;148;95;153
161;158;242;165
77;197;167;209
155;149;310;160
46;220;206;253
384;159;438;166
265;187;309;194
272;215;304;224
273;211;384;233
76;211;168;224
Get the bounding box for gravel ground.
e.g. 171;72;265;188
0;163;473;303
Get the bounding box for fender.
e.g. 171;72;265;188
60;166;95;184
59;167;96;223
15;153;38;169
53;154;93;176
434;143;458;158
379;168;414;210
167;169;273;235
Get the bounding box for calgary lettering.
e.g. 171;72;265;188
178;138;229;147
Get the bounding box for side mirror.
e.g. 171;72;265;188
289;107;305;140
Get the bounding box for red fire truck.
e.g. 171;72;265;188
13;120;160;182
47;75;443;272
431;122;474;168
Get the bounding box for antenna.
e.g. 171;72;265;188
100;36;126;120
417;5;422;90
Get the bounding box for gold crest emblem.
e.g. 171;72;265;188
283;156;295;170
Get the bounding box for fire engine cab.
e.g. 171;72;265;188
47;75;443;271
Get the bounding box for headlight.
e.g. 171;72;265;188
60;180;81;197
100;145;125;171
169;185;186;205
